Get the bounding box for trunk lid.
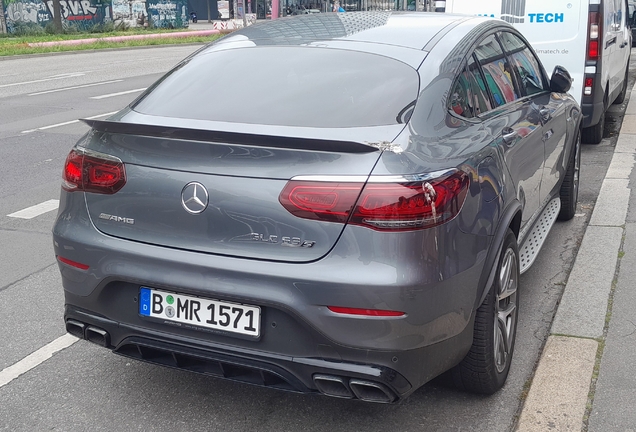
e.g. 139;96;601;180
81;120;390;263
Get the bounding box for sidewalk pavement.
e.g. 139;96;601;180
516;90;636;430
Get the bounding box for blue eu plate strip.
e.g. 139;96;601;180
139;287;151;316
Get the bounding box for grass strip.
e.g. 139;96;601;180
0;34;221;56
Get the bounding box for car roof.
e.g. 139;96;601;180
206;12;496;53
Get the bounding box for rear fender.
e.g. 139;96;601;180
474;200;522;310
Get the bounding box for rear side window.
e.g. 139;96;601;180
449;68;477;118
499;32;547;96
448;56;493;118
474;35;518;107
466;55;493;115
133;47;419;128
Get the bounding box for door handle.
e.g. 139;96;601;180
620;41;628;48
539;108;552;122
502;127;518;145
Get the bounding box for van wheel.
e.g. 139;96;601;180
581;115;604;144
558;131;580;221
451;229;519;394
613;66;629;105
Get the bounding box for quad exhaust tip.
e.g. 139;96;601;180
313;375;353;399
85;326;110;347
313;375;397;403
65;319;86;339
65;320;111;347
349;379;396;403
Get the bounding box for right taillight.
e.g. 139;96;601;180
62;148;126;194
279;170;469;231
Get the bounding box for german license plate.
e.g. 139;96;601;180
139;287;260;337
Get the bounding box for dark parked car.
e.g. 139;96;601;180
54;12;580;403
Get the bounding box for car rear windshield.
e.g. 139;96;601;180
132;47;419;128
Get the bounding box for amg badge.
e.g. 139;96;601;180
99;213;135;225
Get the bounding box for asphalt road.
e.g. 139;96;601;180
0;45;632;432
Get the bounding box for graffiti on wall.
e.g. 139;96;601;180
111;0;147;26
3;0;111;32
146;0;187;28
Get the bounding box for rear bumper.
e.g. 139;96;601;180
54;190;489;399
580;70;606;129
64;304;475;401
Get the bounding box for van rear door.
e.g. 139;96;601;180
444;0;587;105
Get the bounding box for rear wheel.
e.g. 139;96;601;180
581;114;604;144
452;229;519;394
558;131;581;221
613;66;629;105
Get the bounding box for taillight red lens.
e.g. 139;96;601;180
279;181;364;224
62;149;126;194
279;170;469;231
588;40;599;59
351;171;468;230
585;77;594;87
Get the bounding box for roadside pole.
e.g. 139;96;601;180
0;0;7;34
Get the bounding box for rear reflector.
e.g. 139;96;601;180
57;256;90;270
279;170;469;231
327;306;405;317
63;148;126;194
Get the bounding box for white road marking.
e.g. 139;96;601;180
8;199;60;219
0;72;86;89
0;334;78;388
91;88;146;99
21;111;119;134
28;80;124;96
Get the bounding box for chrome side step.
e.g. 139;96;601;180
518;198;561;274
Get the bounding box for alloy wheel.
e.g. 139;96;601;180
494;247;518;373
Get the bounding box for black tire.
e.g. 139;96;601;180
452;229;519;394
558;131;581;221
613;66;629;105
581;114;604;144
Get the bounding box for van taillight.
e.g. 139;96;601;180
588;11;600;60
584;77;594;95
62;148;126;194
279;171;469;231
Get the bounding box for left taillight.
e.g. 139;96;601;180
279;170;469;231
62;148;126;194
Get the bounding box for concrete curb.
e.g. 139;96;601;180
516;90;636;430
27;29;220;48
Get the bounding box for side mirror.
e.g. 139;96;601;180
550;65;573;93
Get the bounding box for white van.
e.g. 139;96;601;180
441;0;632;143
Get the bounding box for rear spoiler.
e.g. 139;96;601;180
81;119;380;154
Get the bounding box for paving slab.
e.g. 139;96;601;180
605;152;635;179
551;225;622;339
620;115;636;133
588;179;630;227
516;336;598;432
615;133;636;153
587;233;636;430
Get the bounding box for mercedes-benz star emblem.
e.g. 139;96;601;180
181;182;209;214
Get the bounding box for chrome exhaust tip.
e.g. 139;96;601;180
313;375;353;399
349;379;396;403
85;326;110;347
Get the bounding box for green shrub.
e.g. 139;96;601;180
12;21;46;36
114;20;130;31
87;21;116;33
